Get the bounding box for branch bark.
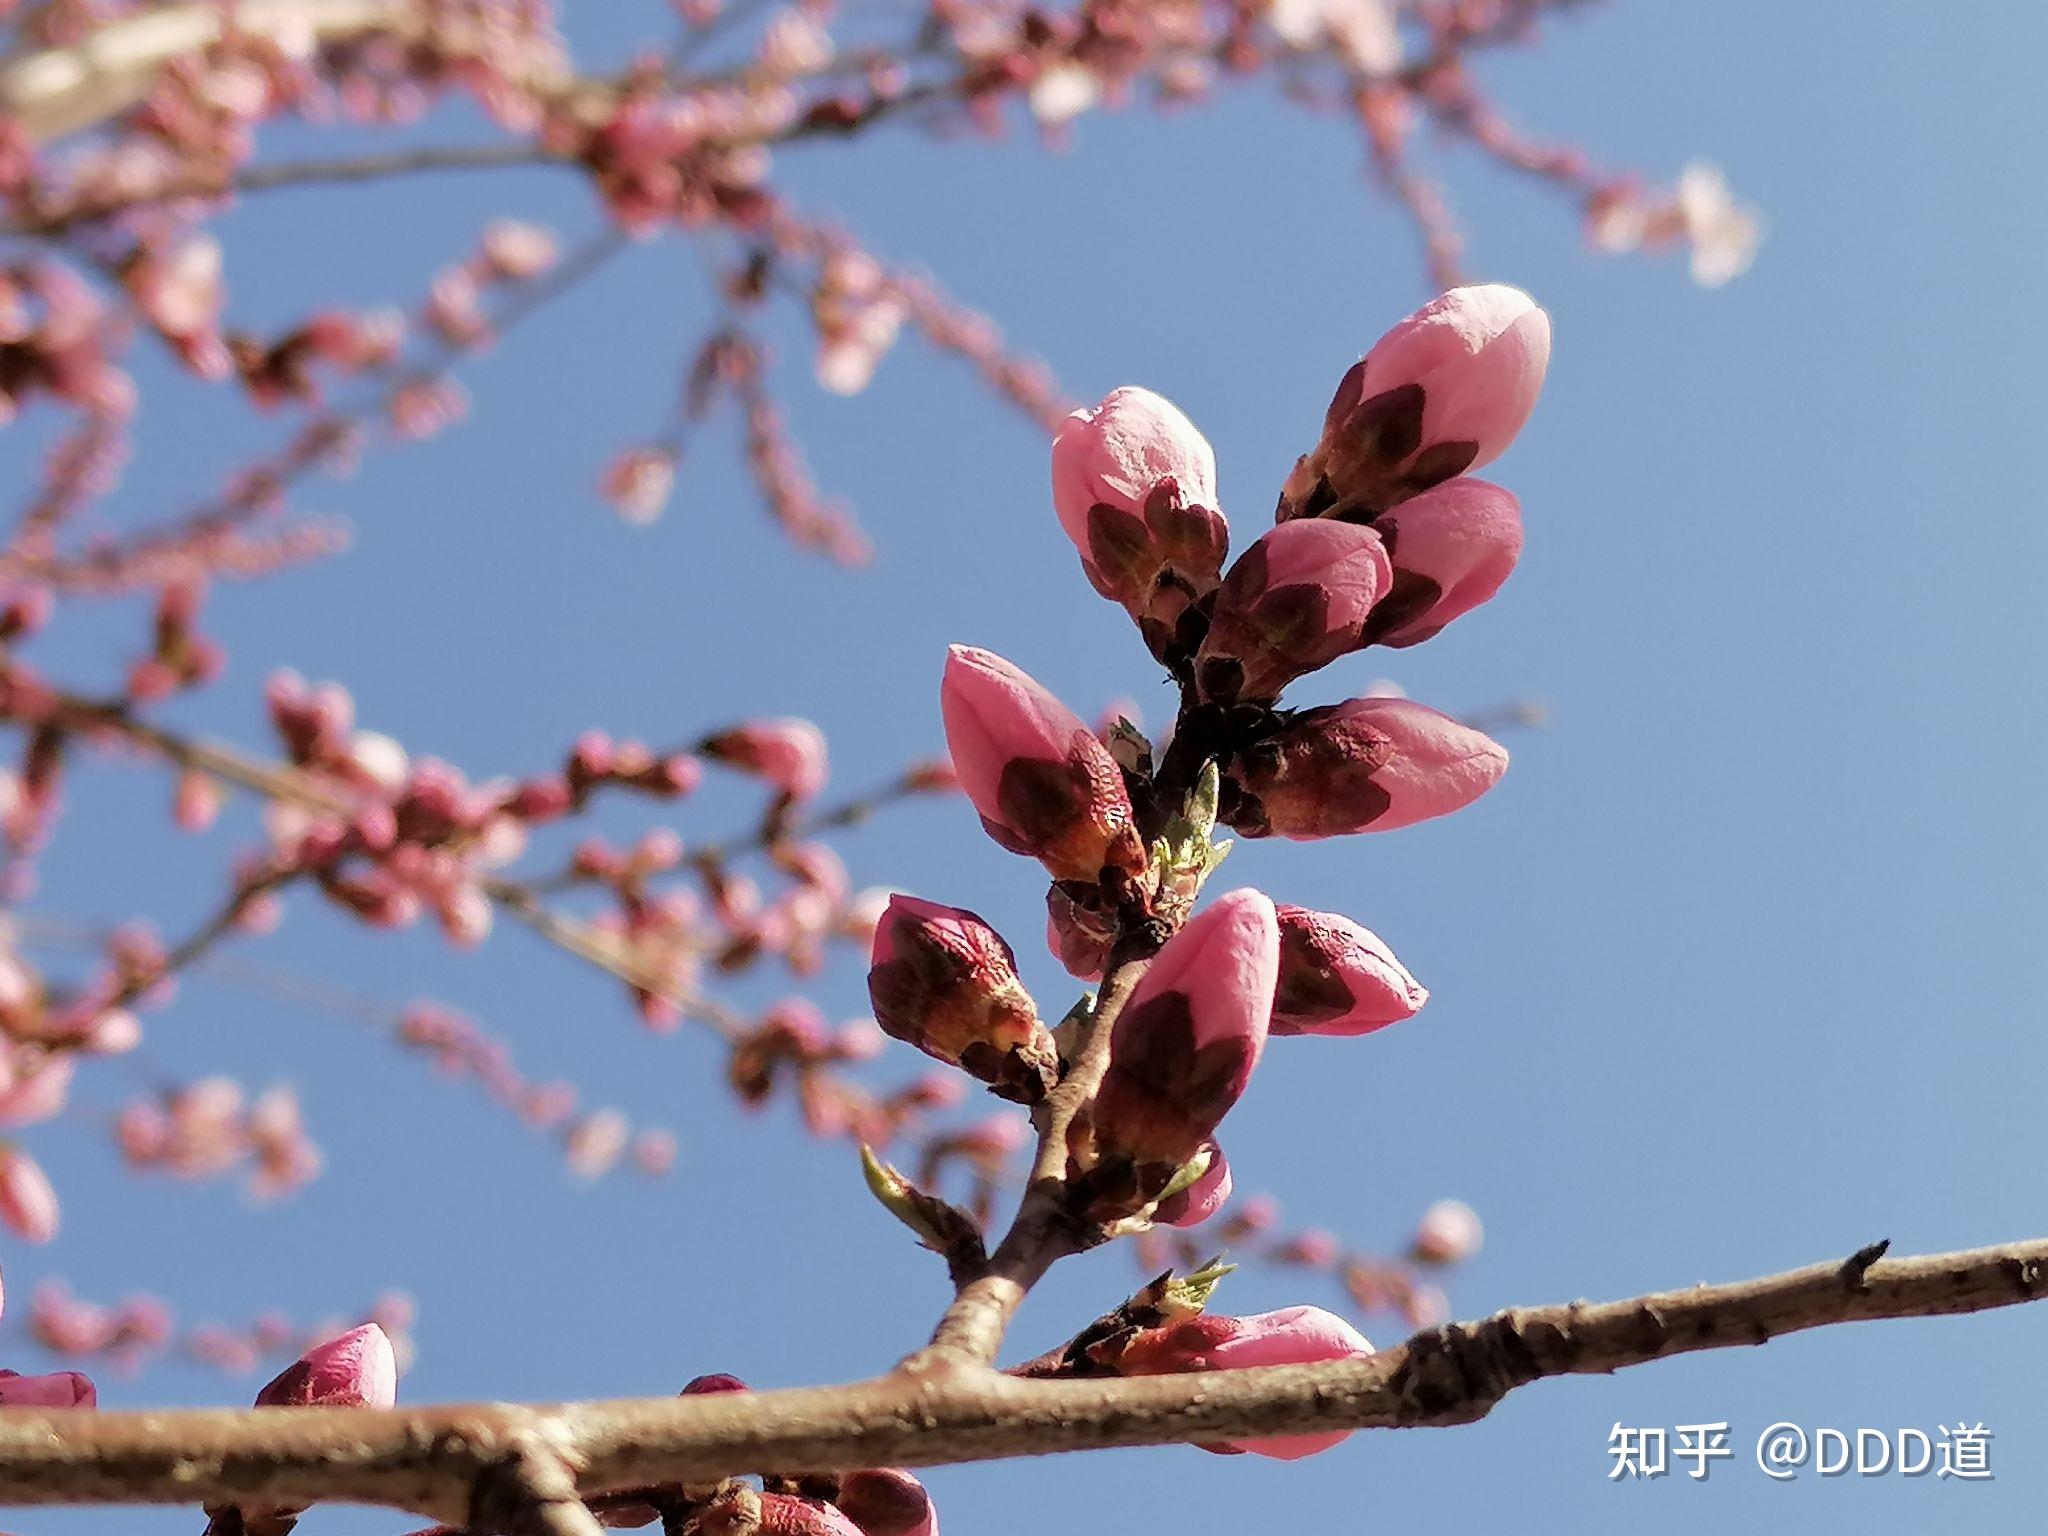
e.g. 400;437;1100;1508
0;1237;2037;1518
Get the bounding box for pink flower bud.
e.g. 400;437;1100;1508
868;895;1056;1101
704;719;828;801
1193;520;1392;704
1093;890;1278;1176
0;1054;71;1126
1120;1305;1373;1458
1271;905;1426;1036
1152;1140;1232;1228
834;1469;938;1536
1363;479;1522;648
1410;1197;1483;1265
759;1495;864;1536
1045;881;1116;981
0;1146;58;1243
255;1323;397;1409
600;446;677;525
1224;697;1506;840
1051;388;1228;662
1280;285;1550;520
0;1368;96;1407
682;1372;749;1395
940;646;1143;883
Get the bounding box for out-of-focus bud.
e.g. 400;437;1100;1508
1271;905;1426;1036
1278;285;1550;521
0;1146;58;1242
1045;880;1116;981
1223;697;1506;840
683;1372;750;1394
1092;890;1278;1181
1151;1140;1232;1228
1051;388;1228;663
255;1323;397;1409
1119;1305;1373;1459
1193;520;1391;704
703;719;828;801
1362;479;1522;648
867;895;1057;1102
940;646;1143;883
0;1368;96;1407
1410;1197;1483;1265
834;1468;939;1536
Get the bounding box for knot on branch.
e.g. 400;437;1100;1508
468;1436;600;1536
1384;1311;1547;1425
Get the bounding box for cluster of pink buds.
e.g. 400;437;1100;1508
580;1372;939;1536
396;1002;676;1181
845;287;1546;1454
701;719;829;804
0;260;133;424
25;1280;415;1379
115;1078;322;1200
727;998;963;1152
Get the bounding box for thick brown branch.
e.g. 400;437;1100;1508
0;1238;2038;1515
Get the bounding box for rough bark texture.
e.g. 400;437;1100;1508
0;1238;2038;1520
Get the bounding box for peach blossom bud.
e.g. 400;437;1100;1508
0;1146;58;1242
255;1323;397;1408
1051;388;1228;663
86;1008;142;1054
757;1495;864;1536
632;1129;678;1175
868;895;1056;1102
1271;905;1426;1036
682;1372;749;1395
600;446;676;525
1363;479;1522;648
1410;1197;1483;1265
940;646;1142;883
480;220;558;281
1272;1228;1341;1268
834;1469;938;1536
703;719;828;800
1224;697;1506;840
1045;880;1115;981
566;1109;630;1179
1152;1140;1232;1228
1093;890;1277;1177
1280;285;1550;520
1193;520;1391;704
348;731;411;792
173;768;222;831
0;1368;95;1407
1120;1305;1372;1458
0;1054;69;1125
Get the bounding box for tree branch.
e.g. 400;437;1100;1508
908;929;1157;1370
0;1238;2037;1516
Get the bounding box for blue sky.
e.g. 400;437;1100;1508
5;3;2045;1533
